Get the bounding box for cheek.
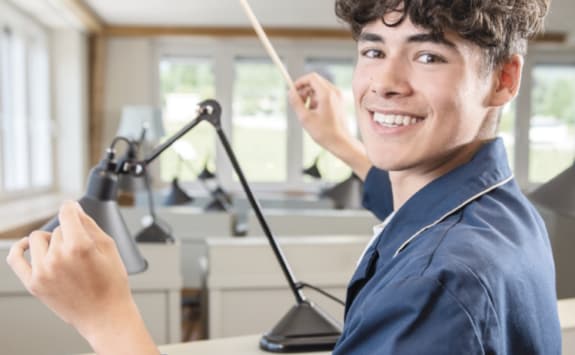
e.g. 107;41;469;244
352;67;370;103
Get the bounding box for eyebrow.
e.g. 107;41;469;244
358;31;456;48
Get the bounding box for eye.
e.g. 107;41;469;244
360;48;384;59
416;53;447;64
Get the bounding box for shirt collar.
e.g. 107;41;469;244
373;138;514;258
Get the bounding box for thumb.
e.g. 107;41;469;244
288;87;308;119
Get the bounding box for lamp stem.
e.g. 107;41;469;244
142;169;157;221
144;116;203;165
214;127;305;304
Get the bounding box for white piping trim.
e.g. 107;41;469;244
393;174;514;258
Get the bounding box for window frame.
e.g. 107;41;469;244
515;45;575;190
153;37;356;193
0;2;55;202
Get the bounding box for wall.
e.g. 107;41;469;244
103;37;157;146
51;29;89;195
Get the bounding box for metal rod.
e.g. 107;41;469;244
214;126;305;304
144;115;203;165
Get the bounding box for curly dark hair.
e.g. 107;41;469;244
335;0;550;68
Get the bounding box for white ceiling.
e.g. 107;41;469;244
9;0;575;41
85;0;575;42
84;0;345;29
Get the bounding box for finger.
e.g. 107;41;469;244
58;201;90;244
48;226;63;254
28;231;51;270
6;237;32;286
289;87;314;118
77;209;110;244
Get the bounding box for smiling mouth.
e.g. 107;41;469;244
372;112;424;128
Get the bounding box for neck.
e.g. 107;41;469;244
389;139;490;210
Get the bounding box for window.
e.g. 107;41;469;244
499;100;516;169
528;64;575;184
232;57;287;182
159;57;216;182
0;5;53;199
303;58;356;182
155;39;360;191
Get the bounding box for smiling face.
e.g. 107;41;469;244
353;15;512;184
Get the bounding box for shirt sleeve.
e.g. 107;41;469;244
362;167;394;220
334;276;486;355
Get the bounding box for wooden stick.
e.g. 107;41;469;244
238;0;295;92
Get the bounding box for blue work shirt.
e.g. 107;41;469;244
333;139;561;354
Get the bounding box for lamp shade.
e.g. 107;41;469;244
529;162;575;216
42;160;148;274
302;157;322;179
320;174;362;209
163;177;194;206
116;106;165;142
204;186;232;211
197;164;216;181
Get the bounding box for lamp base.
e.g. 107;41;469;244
135;221;174;243
260;301;341;353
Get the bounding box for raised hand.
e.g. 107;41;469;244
289;72;372;180
6;201;158;355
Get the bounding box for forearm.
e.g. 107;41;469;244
328;136;372;181
82;300;159;355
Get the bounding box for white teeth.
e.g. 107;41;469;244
373;113;421;127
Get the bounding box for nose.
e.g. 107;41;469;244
369;57;412;98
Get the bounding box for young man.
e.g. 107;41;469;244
289;0;560;353
7;0;560;354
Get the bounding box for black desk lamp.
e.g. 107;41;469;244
137;100;341;351
197;160;233;212
116;129;174;244
302;155;322;180
164;153;195;206
320;174;362;210
528;162;575;216
164;176;195;206
46;99;341;351
133;166;174;243
199;101;342;351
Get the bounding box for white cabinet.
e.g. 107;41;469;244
247;209;379;237
205;235;369;338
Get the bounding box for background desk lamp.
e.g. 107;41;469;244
163;141;231;210
134;164;174;243
163;141;196;206
528;162;575;216
164;176;194;206
528;161;575;298
302;155;322;180
197;159;233;212
115;106;164;206
115;106;173;243
320;174;362;210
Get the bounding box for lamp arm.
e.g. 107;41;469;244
137;99;305;305
213;125;305;304
142;111;205;166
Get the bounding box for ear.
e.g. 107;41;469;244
488;54;524;107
